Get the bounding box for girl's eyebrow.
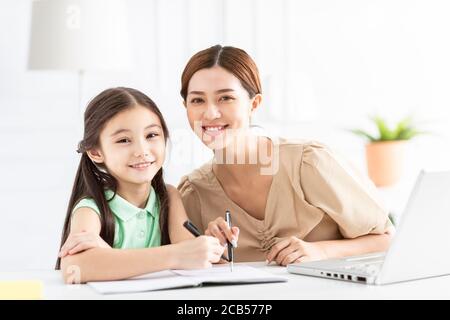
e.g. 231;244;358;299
188;88;235;95
110;124;162;137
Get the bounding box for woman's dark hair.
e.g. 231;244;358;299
180;44;262;101
55;87;170;269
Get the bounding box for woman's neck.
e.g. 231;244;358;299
212;135;273;184
116;182;151;209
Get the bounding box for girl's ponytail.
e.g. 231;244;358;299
151;168;170;246
80;153;116;248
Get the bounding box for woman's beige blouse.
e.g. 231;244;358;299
178;138;392;262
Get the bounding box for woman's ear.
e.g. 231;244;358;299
250;94;262;113
86;148;105;164
183;100;187;108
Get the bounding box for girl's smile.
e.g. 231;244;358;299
128;160;156;170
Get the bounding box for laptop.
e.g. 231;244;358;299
287;170;450;285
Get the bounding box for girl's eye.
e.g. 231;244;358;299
190;97;204;104
116;138;131;144
146;133;158;139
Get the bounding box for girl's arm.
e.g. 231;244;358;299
61;207;172;283
60;206;224;284
61;237;224;284
61;185;193;256
58;208;109;257
61;246;176;284
166;184;198;243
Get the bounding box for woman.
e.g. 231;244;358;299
178;45;395;266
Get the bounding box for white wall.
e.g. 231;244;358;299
1;0;449;270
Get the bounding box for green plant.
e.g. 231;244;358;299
351;115;425;142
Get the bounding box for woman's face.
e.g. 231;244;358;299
185;66;261;150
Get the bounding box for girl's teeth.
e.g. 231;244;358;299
132;163;150;168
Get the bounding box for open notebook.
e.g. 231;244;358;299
87;265;287;294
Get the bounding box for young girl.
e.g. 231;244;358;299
56;87;224;284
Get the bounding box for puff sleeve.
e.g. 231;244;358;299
300;143;393;238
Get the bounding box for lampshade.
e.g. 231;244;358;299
28;0;131;71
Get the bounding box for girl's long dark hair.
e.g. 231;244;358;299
55;87;170;269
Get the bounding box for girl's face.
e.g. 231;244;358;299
88;105;166;187
185;66;261;150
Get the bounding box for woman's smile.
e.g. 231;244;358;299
202;124;229;137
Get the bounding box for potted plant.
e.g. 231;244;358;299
351;116;424;187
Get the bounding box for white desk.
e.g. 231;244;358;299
1;262;449;299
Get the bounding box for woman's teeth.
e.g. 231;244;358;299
204;126;225;131
203;125;228;137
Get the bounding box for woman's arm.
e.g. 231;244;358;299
267;229;394;266
317;229;394;260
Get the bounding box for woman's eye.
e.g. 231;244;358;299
219;95;234;102
146;133;158;139
190;98;204;104
116;138;130;144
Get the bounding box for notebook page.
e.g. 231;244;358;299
172;265;287;284
87;270;199;294
87;265;287;294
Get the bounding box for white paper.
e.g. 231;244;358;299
87;265;287;294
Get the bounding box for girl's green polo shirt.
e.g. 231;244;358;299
72;188;161;249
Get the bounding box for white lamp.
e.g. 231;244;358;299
28;0;131;108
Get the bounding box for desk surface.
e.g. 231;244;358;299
1;262;449;299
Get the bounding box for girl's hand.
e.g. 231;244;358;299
172;236;225;269
266;236;328;266
58;231;111;258
205;217;239;248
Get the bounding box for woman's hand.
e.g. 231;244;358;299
58;231;111;258
266;236;328;266
205;217;239;248
172;235;225;269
